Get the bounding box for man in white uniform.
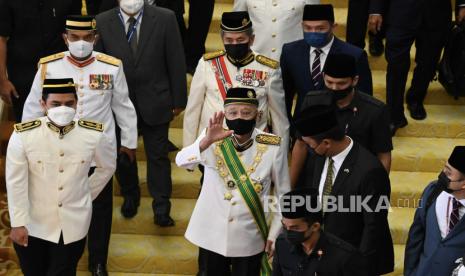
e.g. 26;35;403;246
183;11;289;150
177;88;290;275
233;0;319;60
21;15;137;276
6;78;115;276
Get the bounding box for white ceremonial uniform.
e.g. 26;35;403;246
176;129;290;257
6;117;116;245
22;51;138;152
233;0;319;60
183;51;289;149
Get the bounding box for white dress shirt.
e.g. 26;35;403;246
6;117;116;244
176;129;291;257
318;137;353;200
310;36;334;72
22;51;138;152
119;8;143;43
435;191;465;239
233;0;319;60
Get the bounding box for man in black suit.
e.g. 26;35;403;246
369;0;465;134
0;0;82;122
280;4;373;118
294;105;394;276
273;188;370;276
346;0;385;56
96;0;186;225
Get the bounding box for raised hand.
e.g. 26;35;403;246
200;111;234;151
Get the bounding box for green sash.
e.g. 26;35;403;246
219;137;272;276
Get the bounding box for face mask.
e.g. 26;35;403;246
226;118;255;135
68;40;94;59
225;43;250;61
328;86;354;101
285;228;310;246
438;171;463;194
120;0;144;14
304;31;331;48
47;106;76;127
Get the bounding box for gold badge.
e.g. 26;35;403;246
254;183;263;193
224;192;233;201
242;18;249;26
247;90;254;98
239;175;247;182
91;19;97;30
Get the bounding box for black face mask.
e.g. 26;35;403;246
327;86;354;102
438;171;463;194
225;43;250;61
285;228;310;246
226;118;255;135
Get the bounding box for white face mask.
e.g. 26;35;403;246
120;0;144;15
67;40;94;59
47;106;76;127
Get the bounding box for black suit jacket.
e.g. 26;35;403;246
280;37;373;117
370;0;465;30
305;142;394;275
96;5;187;126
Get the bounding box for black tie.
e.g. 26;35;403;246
127;17;138;55
311;48;323;89
449;198;463;233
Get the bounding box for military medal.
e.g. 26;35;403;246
89;74;114;90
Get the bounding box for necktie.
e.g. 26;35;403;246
311;48;323;89
127;17;138;55
322;158;334;213
449;198;463;233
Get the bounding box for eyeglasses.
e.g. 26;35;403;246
224;110;257;120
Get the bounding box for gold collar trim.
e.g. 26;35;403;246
227;52;255;68
47;121;76;138
231;135;254;152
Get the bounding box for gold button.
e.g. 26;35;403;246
232;202;237;206
79;93;84;97
79;78;83;81
37;160;42;164
229;218;234;222
79;102;83;105
81;160;85;164
80;85;83;89
272;18;276;22
272;34;276;38
59;169;64;173
60;152;64;157
253;5;257;8
272;48;276;52
58;186;63;191
273;3;277;6
58;203;62;207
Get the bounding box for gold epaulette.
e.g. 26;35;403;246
78;119;104;132
14;120;41;133
256;55;279;69
38;52;65;67
203;50;226;61
96;54;121;67
255;134;281;146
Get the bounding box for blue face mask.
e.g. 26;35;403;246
304;31;330;48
